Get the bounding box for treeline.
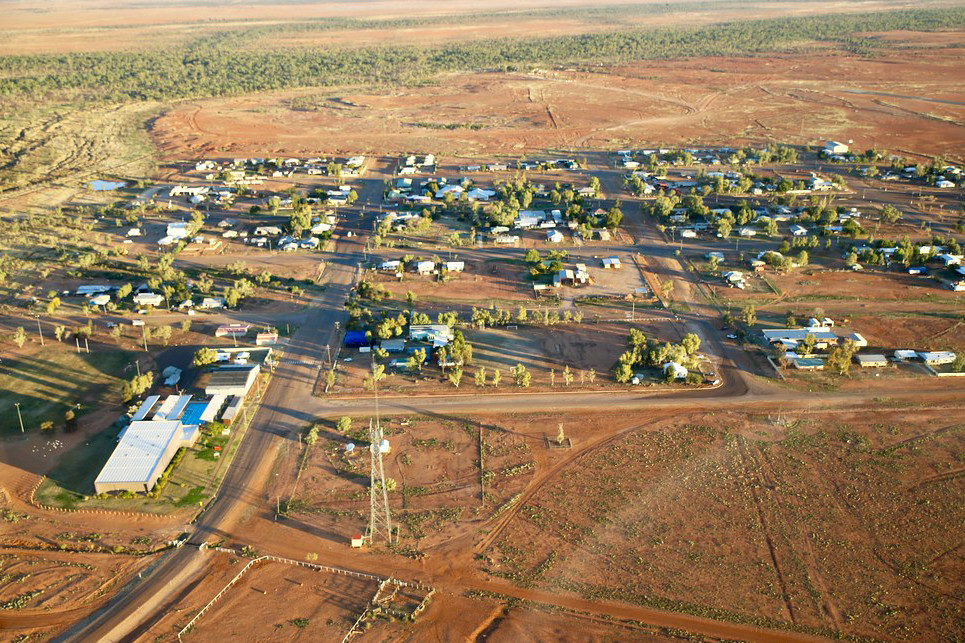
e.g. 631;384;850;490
1;8;963;102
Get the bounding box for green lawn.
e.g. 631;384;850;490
0;346;133;434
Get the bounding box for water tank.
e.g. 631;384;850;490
379;439;391;454
345;443;355;453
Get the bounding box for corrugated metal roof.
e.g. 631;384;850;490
95;421;181;485
132;395;161;422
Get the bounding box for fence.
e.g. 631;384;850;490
177;549;431;641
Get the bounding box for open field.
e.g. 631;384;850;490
150;37;965;160
0;343;132;432
491;410;965;642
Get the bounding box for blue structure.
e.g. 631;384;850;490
343;330;369;348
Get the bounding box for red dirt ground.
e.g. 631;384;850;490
151;37;965;160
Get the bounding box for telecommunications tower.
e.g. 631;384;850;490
365;363;394;545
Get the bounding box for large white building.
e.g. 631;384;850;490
94;419;199;494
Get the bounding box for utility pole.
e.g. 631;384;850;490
75;337;81;353
142;329;148;352
14;403;24;434
326;344;332;365
35;316;44;346
84;337;89;353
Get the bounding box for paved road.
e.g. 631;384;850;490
53;173;385;643
51;156;960;642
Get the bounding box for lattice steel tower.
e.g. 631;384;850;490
365;367;394;545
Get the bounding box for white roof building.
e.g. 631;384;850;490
94;419;199;494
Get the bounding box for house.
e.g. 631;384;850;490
380;260;402;272
790;224;808;237
89;294;111;307
847;332;868;348
601;257;621;269
166;221;190;239
409;324;454;346
547;230;564;243
761;328;838;349
76;285;111;297
253;226;282;236
597;229;612;241
494;235;520;244
554;269;575;287
200;297;225;309
662;362;688;379
415;260;435;275
792;357;825;370
825;141;849;155
255;332;278;346
444;261;465;272
918;351;957;365
133;292;164;307
738;227;757;237
856;354;889;368
214;323;250;337
893;350;917;361
907;266;928;276
706;252;724;262
380;338;406;353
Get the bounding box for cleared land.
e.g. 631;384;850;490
491;410;965;642
150;38;965;160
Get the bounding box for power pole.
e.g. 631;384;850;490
14;403;24;434
35;317;44;346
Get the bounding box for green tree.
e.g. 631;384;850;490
615;361;633;383
491;368;502;388
337;416;352;433
740;305;757;327
880;204;902;224
511;364;531;388
193;347;217;367
474;367;487;387
448;367;464;388
46;297;61;315
826;340;857;375
11;327;26;348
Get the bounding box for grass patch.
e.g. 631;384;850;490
0;346;133;434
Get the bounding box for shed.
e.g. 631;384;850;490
662;362;688;379
205;364;261;397
601;257;621;269
381;338;406;353
856;354;888;368
344;331;369;348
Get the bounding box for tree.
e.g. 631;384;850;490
325;369;336;392
337;416;352;433
491;369;502;388
605;206;623;229
511;364;531;388
193;347;217;367
448;367;463;388
951;352;965;373
46;297;61;315
556;423;566;446
255;270;272;286
54;325;66;341
785;312;797;328
796;333;817;356
197;273;213;294
524;248;541;264
586;368;597;383
11;327;25;348
304;425;319;446
364;364;386;390
474;367;487;387
880;204;902;224
562;364;573;386
796;250;809;267
740;305;757;327
615;361;633;383
406;348;426;374
681;333;701;355
708;255;719;272
406;290;417;308
155;325;173;346
826;340;857;376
